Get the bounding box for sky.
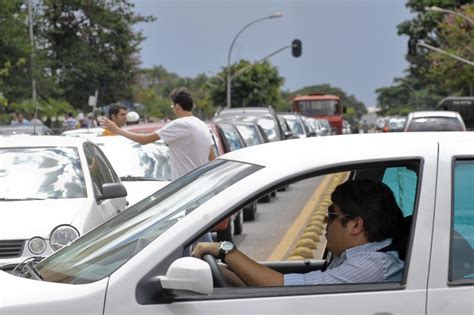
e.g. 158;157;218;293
132;0;413;108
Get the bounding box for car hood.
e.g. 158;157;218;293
0;199;88;239
122;181;169;207
0;270;107;313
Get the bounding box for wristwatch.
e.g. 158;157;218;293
218;241;235;263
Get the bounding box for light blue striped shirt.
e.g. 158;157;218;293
284;239;404;285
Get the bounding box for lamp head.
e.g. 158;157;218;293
270;12;283;19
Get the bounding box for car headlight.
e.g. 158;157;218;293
50;225;80;251
28;237;46;255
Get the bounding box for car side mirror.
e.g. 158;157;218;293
284;131;294;139
158;257;213;295
97;183;128;201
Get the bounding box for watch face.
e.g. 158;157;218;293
221;241;234;252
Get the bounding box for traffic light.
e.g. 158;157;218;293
408;37;417;56
292;39;302;57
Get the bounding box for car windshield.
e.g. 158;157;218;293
298;100;339;116
35;159;261;284
98;141;171;181
0;147;86;200
407;117;464;131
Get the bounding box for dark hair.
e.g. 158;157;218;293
331;179;404;242
108;102;127;118
169;87;193;111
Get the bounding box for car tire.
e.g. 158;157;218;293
243;202;257;221
259;194;272;203
271;190;277;198
217;219;234;242
234;211;243;235
278;185;290;192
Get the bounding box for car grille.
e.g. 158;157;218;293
0;240;24;258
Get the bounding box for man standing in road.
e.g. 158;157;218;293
102;103;128;136
101;87;215;180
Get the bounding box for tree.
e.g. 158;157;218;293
425;4;474;96
375;1;472;114
207;60;285;109
0;0;31;105
34;0;154;110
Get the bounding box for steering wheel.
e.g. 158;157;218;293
202;254;228;288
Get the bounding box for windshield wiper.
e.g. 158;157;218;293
120;176;162;181
0;197;47;201
11;257;43;280
24;260;43;281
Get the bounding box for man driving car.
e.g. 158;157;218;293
192;179;405;286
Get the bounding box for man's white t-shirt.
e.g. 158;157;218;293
157;116;212;180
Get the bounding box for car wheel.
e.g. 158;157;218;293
259;194;272;203
243;202;257;221
234;211;243;235
217;219;234;242
278;185;290;192
271;190;277;198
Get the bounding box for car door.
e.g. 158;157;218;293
427;138;474;314
104;157;439;314
83;143;127;223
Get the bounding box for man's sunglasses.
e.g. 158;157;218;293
327;205;353;222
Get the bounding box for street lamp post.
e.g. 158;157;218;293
425;6;474;25
226;12;282;108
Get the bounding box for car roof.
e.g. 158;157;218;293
216;107;274;116
218;132;473;171
91;135;165;146
408;111;460;118
0;135;88;147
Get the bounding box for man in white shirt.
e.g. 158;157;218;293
101;87;215;180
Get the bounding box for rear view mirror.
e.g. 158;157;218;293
158;257;213;295
284;131;294;139
98;183;128;201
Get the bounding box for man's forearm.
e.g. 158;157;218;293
115;128;160;145
225;250;284;286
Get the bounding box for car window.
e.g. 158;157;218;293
83;143;120;195
235;124;262;146
407;117;464;131
186;161;418;297
35;160;261;284
285;118;305;136
220;125;244;151
450;160;474;282
0;147;87;199
257;118;277;141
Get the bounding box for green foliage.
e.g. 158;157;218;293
425;4;474;96
377;2;472;115
290;84;367;123
207;60;285;109
34;0;154;109
0;0;32;103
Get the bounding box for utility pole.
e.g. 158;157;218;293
27;0;39;128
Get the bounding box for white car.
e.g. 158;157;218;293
0;136;127;269
61;127;105;139
0;132;473;314
91;136;171;206
403;110;466;132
